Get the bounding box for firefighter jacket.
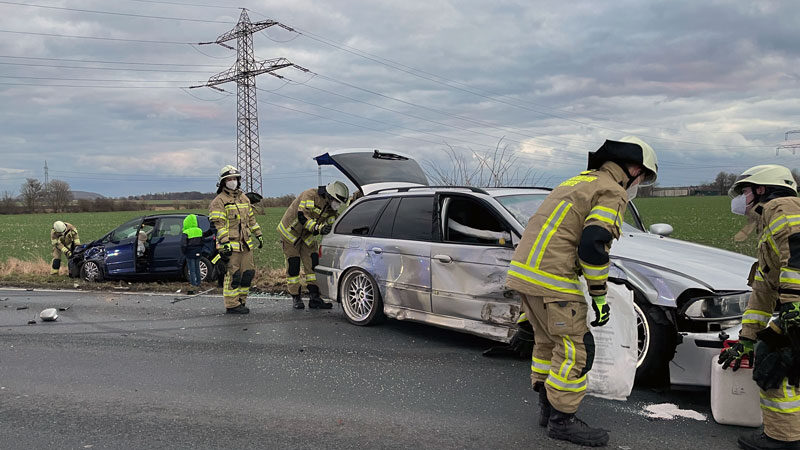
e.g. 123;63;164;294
506;161;629;302
740;196;800;340
209;188;262;252
277;188;337;247
51;223;80;255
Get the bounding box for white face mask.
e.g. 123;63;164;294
225;179;238;190
626;184;639;201
330;200;342;210
731;194;748;216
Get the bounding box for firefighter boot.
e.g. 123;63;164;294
547;409;609;447
534;382;551;427
292;294;305;310
225;304;249;314
738;432;800;450
308;290;332;309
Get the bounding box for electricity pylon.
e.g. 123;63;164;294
192;9;294;195
777;130;800;156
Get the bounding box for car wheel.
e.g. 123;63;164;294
634;300;677;384
184;257;212;282
340;269;384;326
80;261;104;282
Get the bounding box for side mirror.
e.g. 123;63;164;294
649;223;674;236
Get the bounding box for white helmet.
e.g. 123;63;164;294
729;164;797;197
217;165;241;193
53;221;66;233
588;136;658;185
325;180;349;203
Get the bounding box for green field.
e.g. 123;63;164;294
0;196;758;271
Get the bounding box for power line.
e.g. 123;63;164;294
0;60;220;73
0;81;180;88
0;28;191;44
0;54;226;67
0;1;233;24
0;74;200;83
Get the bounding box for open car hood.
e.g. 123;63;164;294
314;149;429;194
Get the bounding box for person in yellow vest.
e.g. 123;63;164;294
506;136;658;447
208;165;263;314
50;220;80;275
718;165;800;450
277;181;349;310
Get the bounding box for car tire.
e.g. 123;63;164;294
340;269;385;326
184;257;212;282
80;260;104;282
634;299;678;384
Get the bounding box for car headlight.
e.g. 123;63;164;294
682;292;750;321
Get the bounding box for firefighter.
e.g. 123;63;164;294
50;220;80;275
505;136;657;447
277;181;349;310
208;165;263;314
718;165;800;450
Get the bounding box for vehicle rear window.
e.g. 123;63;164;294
334;199;389;236
392;196;434;241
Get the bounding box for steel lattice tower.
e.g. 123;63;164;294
193;9;294;195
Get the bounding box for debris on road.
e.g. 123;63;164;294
16;306;28;310
58;306;70;311
640;403;707;421
40;308;58;322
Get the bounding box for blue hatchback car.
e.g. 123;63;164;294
70;213;218;283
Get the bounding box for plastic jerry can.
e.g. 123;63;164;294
709;342;763;427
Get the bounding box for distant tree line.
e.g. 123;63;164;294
0;179;297;214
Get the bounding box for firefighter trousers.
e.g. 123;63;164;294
281;239;319;296
761;378;800;441
51;247;65;274
521;293;593;414
223;249;255;309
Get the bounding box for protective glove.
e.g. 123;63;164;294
219;243;233;258
718;337;755;371
65;250;72;258
257;235;263;249
753;341;788;390
320;224;332;235
590;295;610;327
780;301;800;330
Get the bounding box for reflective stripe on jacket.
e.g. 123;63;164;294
209;188;262;252
740;196;800;340
50;223;80;253
277;188;336;247
506;161;628;301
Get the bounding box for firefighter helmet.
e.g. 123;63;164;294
587;136;658;185
218;165;240;183
53;221;66;234
729;164;797;197
325;180;349;203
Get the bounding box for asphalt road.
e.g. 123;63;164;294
0;288;752;449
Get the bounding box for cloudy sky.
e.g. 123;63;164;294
0;0;799;197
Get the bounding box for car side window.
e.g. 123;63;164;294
441;196;512;247
156;217;184;238
334;199;389;236
392;196;434;241
372;198;400;238
110;219;142;242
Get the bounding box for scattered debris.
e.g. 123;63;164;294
113;286;130;290
58;306;70;311
16;306;28;310
0;297;8;302
25;288;33;291
27;319;36;325
243;328;248;331
40;308;58;322
640;403;706;421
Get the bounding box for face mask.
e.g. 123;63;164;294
626;184;639;201
731;194;747;216
331;200;342;210
225;180;238;190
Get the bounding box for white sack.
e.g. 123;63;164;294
582;280;637;401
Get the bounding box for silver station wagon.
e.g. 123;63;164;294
314;149;755;386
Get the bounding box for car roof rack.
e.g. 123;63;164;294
369;185;490;195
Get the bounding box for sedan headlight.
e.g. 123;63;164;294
682;292;750;321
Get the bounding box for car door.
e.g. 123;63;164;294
364;195;434;312
430;194;517;324
149;216;184;273
104;218;142;276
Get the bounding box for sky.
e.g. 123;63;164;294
0;0;799;198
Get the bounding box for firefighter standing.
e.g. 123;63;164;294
718;165;800;450
209;165;263;314
505;136;658;447
50;220;80;275
277;181;349;310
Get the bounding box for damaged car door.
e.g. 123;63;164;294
104;217;142;276
430;193;519;326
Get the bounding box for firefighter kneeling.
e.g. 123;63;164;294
50;220;80;276
506;136;658;447
209;165;264;314
278;181;349;310
718;164;800;450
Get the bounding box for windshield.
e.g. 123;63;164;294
495;193;644;232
